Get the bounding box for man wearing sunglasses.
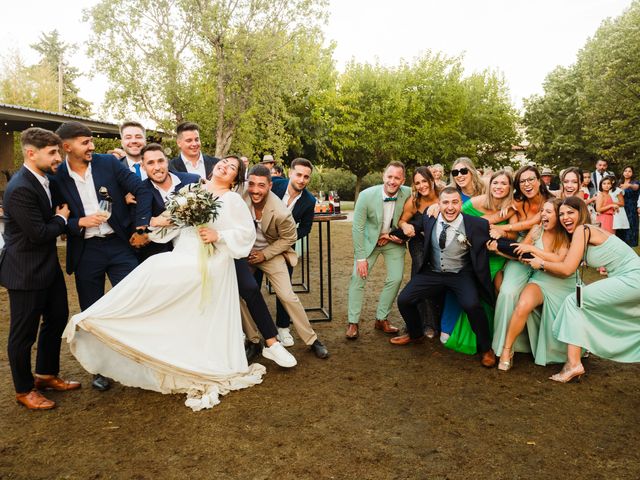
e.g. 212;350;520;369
346;161;411;340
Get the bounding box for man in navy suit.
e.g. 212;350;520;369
168;122;218;179
269;158;316;346
51;121;152;390
391;187;497;368
138;143;200;261
0;128;80;410
119;121;147;180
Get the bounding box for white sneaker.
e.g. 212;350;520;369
277;327;294;347
440;332;450;344
262;342;297;368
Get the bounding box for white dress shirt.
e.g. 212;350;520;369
126;157;147;180
380;190;397;234
435;213;464;248
250;206;269;250
66;160;115;238
151;173;181;203
282;183;302;212
181;153;206;179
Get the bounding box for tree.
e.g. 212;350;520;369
0;50;58;111
30;30;92;116
86;0;330;158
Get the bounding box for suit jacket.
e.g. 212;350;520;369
412;213;494;304
271;177;315;240
243;190;298;266
352;184;412;260
50;153;152;274
144;171;201;218
169;154;219;179
0;167;66;290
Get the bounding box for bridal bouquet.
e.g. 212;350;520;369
162;183;222;232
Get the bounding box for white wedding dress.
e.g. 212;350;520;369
63;191;266;411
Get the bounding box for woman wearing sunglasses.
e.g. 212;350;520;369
448;157;485;201
526;197;640;382
491;166;553;357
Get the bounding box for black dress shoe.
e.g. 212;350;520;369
245;341;262;363
310;339;329;359
92;374;111;391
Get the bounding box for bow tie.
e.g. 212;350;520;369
383;197;397;202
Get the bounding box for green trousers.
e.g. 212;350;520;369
347;242;406;324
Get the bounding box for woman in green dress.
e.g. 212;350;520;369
443;170;513;354
526;196;640;382
490;198;573;370
491;166;553;355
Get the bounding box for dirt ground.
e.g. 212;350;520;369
1;220;640;480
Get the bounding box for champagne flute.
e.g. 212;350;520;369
97;199;112;220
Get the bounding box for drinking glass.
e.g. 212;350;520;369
97;199;112;220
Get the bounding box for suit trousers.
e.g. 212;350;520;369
397;269;492;353
7;267;69;393
347;242;406;324
75;236;139;310
234;258;278;342
247;255;317;345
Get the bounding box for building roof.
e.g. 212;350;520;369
0;103;122;138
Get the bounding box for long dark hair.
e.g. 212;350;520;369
411;166;437;208
513;165;551;202
559;196;591;236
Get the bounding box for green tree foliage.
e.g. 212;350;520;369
31;30;92;116
86;0;330;158
0;51;58;111
322;55;518;198
524;1;640;172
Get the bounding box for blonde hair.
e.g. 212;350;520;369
482;170;513;211
448;157;485;197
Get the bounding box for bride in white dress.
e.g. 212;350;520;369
64;156;266;410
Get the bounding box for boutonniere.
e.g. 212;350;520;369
454;229;472;248
98;186;112;201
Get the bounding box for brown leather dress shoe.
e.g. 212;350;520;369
389;334;425;345
481;349;497;368
16;390;56;410
34;376;81;391
345;323;359;340
374;319;399;334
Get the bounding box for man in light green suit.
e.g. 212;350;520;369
346;161;412;340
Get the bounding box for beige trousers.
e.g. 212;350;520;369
241;254;317;345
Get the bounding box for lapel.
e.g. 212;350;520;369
372;185;384;226
422;215;437;259
261;194;276;235
57;161;86;217
21;167;51;214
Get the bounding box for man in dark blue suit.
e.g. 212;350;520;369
138;143;200;261
168;122;218;179
269;158;316;346
51;121;152;390
390;187;497;368
0;128;80;409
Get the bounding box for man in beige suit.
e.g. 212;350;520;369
242;165;329;359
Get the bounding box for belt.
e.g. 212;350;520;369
86;233;117;241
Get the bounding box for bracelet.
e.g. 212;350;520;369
540;261;545;271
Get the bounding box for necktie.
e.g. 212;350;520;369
439;222;450;249
383;197;397;202
134;163;142;178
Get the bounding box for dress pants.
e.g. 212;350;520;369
347;242;405;324
75;235;139;310
234;258;278;342
250;255;317;345
397;269;492;353
275;263;294;329
7;267;69;393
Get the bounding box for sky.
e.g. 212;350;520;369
0;0;634;116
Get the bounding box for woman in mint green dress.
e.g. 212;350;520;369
526;196;640;383
443;170;512;354
491;166;553;355
490;198;573;370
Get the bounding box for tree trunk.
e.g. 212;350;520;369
354;176;363;203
